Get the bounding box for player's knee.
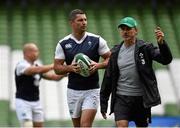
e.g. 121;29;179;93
21;120;33;128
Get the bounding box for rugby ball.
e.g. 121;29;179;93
74;53;91;77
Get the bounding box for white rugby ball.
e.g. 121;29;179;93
74;53;91;77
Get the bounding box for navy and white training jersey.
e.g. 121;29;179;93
15;60;41;101
55;32;110;90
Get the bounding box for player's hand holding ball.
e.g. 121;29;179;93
71;57;81;74
89;61;99;75
72;63;81;74
74;53;92;77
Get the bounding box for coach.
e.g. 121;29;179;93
100;17;172;127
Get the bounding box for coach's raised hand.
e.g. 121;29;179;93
155;26;164;44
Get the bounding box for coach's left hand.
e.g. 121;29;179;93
155;26;164;44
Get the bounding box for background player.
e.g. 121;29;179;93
15;43;66;127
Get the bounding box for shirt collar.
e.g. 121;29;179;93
70;32;88;44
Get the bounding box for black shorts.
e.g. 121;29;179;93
114;95;151;127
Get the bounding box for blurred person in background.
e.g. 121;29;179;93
54;9;111;127
15;43;66;128
100;17;172;127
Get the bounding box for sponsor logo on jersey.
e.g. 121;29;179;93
65;43;72;49
88;41;92;46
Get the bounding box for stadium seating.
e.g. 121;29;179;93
10;8;24;50
97;9;115;47
9;50;23;110
86;9;99;34
0;7;8;45
0;46;10;100
26;8;40;44
156;6;180;58
140;8;157;43
171;6;180;48
169;59;180;105
55;9;70;40
0;1;180;126
112;8;124;43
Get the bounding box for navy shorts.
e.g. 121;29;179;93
114;95;151;127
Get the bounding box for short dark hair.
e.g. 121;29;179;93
69;9;85;21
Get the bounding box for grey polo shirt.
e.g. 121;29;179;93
116;43;144;96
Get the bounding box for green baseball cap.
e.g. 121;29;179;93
118;17;137;28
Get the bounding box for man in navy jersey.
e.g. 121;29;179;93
54;9;111;127
15;43;66;128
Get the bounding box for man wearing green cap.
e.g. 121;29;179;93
100;17;172;127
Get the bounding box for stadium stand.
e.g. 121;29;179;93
86;9;99;35
55;8;70;40
156;6;180;58
140;8;157;43
37;8;54;64
0;46;10;100
110;9;123;44
169;59;180;112
9;50;23;110
0;0;180;126
97;9;115;47
10;8;24;50
0;46;10;126
0;7;8;45
154;69;176;115
171;5;180;49
25;8;40;44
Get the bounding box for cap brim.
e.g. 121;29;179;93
118;23;134;28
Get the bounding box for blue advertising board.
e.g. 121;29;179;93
129;116;180;127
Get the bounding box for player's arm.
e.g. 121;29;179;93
99;51;111;68
24;64;53;75
90;51;111;70
42;70;67;81
54;42;80;75
54;59;80;75
90;36;111;72
89;51;111;74
96;36;111;69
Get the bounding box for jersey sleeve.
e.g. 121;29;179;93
15;61;31;76
54;42;65;59
98;37;110;55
